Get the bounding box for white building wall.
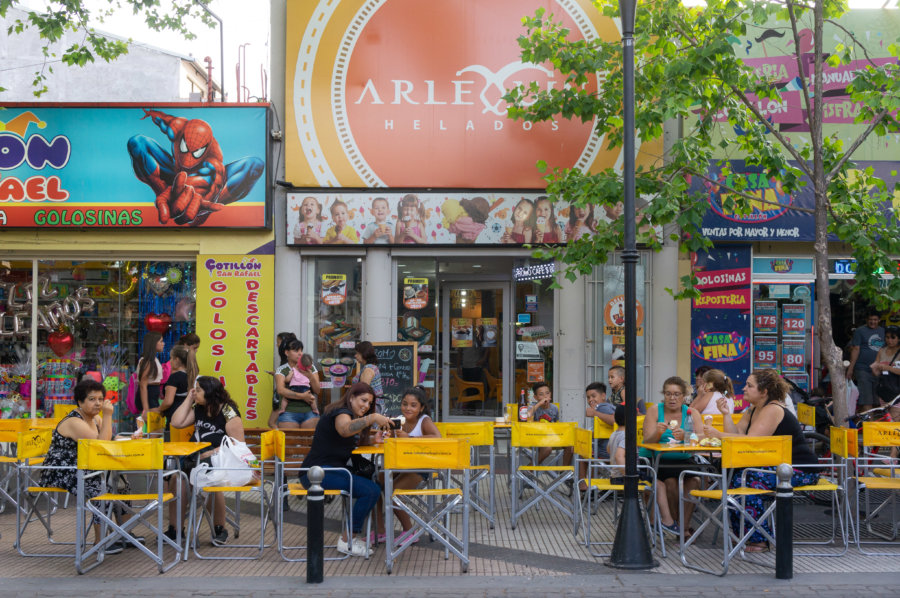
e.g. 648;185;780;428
1;6;194;102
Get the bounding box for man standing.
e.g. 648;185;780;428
847;310;885;414
607;365;646;414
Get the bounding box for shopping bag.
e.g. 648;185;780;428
209;436;256;486
190;462;228;488
846;379;859;419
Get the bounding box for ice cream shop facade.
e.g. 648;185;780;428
273;0;683;420
0;102;276;429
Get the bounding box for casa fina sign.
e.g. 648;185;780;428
285;0;654;188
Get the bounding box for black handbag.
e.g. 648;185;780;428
876;348;900;402
348;453;376;479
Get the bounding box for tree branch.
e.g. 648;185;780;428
826;108;890;180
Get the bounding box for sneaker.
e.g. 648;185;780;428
660;521;681;537
103;541;124;555
213;525;228;545
337;537;372;557
124;535;145;547
163;526;183;542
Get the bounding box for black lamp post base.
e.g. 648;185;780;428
605;491;658;570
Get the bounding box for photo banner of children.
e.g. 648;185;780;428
285;192;625;246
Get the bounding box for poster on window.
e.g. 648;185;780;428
402;278;428;310
782;304;807;337
753;336;779;369
476;318;498;348
753;301;778;335
526;361;545;383
321;274;347;306
781;338;806;372
690;246;752;403
451;318;473;348
784;371;809;392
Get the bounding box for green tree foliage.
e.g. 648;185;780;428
504;0;900;424
1;0;214;96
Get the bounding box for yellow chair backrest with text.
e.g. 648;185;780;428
855;422;900;555
435;421;497;528
52;403;77;420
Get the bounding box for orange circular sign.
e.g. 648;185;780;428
604;295;644;329
340;0;601;187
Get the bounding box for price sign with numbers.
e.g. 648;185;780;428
754;336;778;369
782;304;807;337
754;301;778;334
782;338;806;372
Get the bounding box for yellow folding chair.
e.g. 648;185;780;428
0;419;27;513
785;426;850;557
74;438;183;574
52;404;77;420
169;425;195;443
678;436;792;575
146;412;167;438
13;428;82;558
383;438;471;574
435;421;496;529
271;430;356;562
186;432;275;560
855;422;900;554
509;421;578;531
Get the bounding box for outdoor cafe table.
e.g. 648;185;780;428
638;442;723;471
163;441;211;457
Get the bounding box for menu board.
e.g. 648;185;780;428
753;301;778;335
373;342;418;416
782;304;807;337
753;336;778;369
782;338;806;372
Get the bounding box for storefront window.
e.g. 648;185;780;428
307;257;362;386
396;258;437;400
513;260;555;398
1;260;196;429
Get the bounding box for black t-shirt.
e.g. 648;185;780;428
301;407;358;469
163;370;189;425
192;403;241;449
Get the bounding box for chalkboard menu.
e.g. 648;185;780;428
373;342;418;416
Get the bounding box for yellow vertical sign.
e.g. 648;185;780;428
196;255;274;427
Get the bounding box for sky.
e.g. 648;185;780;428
19;0;272;101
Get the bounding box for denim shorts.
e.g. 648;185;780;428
277;410;317;425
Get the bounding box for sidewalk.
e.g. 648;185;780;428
1;473;898;591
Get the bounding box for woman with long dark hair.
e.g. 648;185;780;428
170;375;245;544
138;332;165;421
703;368;819;552
300;382;392;557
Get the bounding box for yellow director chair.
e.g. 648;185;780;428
75;438;183;574
14;428;79;558
383;438;471;574
272;430;356;562
186;431;277;560
678;436;792;576
855;422;900;554
509;421;579;532
435;421;496;529
0;419;27;514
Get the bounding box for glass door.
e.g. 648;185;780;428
440;282;510;420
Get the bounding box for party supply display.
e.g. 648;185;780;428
0;276;95;336
143;312;173;334
47;329;74;357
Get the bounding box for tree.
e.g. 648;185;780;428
504;0;900;426
1;0;214;96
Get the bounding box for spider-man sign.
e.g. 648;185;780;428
128;109;264;226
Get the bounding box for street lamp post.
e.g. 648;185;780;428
607;0;657;570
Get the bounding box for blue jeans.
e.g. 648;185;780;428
277;410;317;425
301;470;381;534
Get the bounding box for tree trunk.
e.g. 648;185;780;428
810;0;848;426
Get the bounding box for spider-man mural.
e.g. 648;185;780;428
127;109;264;226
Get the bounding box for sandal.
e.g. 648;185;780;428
744;542;769;553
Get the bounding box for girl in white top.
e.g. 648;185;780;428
376;386;440;544
692;368;736;415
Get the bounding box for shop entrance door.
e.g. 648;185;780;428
440;282;511;420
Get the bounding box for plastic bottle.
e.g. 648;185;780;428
518;389;529;422
683;408;696;445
